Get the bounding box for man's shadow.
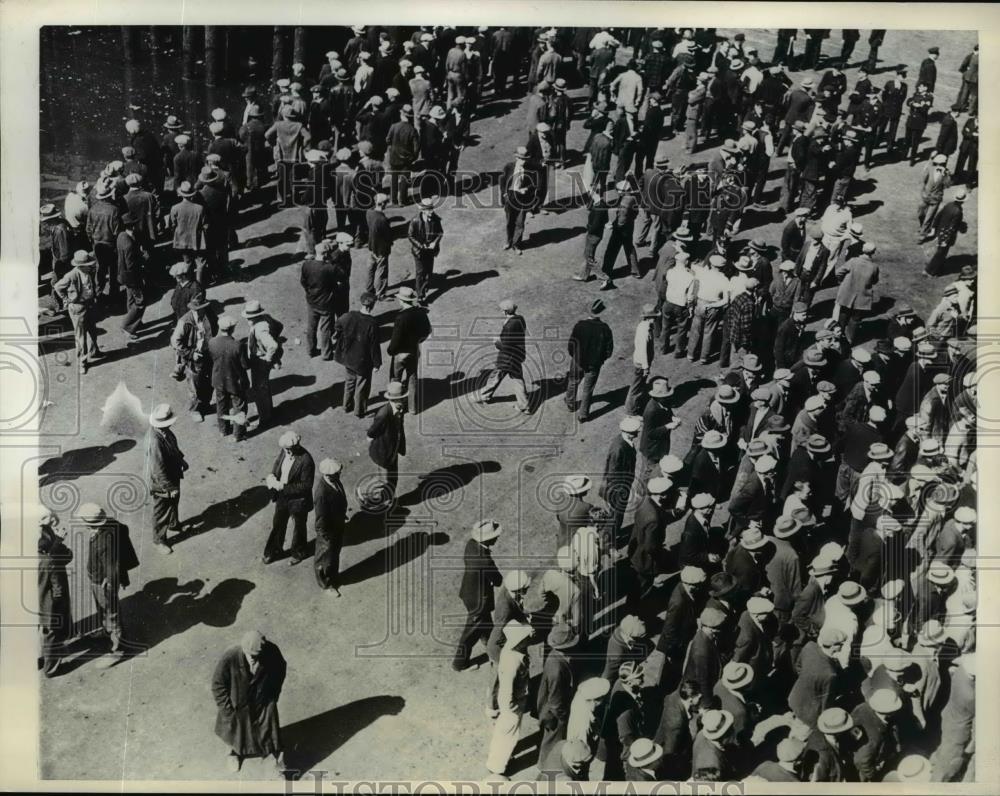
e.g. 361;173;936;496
178;484;272;540
38;439;136;487
339;530;450;587
282;695;406;776
396;461;501;508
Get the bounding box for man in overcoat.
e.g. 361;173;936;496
211;630;287;773
475;299;530;413
367;381;408;500
263;430;315;566
313;458;348;594
334;291;383;417
452;520;503;671
148;404;188;555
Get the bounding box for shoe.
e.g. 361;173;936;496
571;274;588;281
599;280;616;291
503;243;512;250
153;542;173;555
226;753;242;773
635;239;649;248
171;370;185;382
288;555;304;567
190;411;203;422
308;348;319;358
326;586;342;597
484;707;500;719
78;363;87;374
262;555;276;565
321;354;334;361
125;333;140;344
343;404;354;414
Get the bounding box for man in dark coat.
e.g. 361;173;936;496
904;83;934;165
147;404;188;554
628;477;673;601
211;630;287;773
919;47;939;93
682;605;726;697
500;146;541;254
475;299;530;412
925;190;967;277
386;287;432;415
367;381;408;499
313;458;348;594
116;213;146;341
936;105;961;166
82;502;139;662
556;476;596;550
37;511;73;677
656;566;709;675
852;688;903;781
300;244;339;360
207;315;248;441
653;680;702;779
599;416;640;545
365;192;392;299
406;198;444;303
169;180;207;285
263;430;315;566
87;181;123;300
535;623;578;765
199;168;231;283
334;292;383;417
788;626;847;728
386;105;420;204
565;298;614;422
452;519;503;671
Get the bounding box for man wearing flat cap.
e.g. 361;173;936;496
211;630;287;773
207;315;249;440
475;299;530;413
500;146;541;254
313;458;347;594
925;188;968;277
535;621;578;765
86;179;123;302
566;299;614;423
600;416;640;545
406;198;443;303
682;605;726;697
834;242;879;344
263;431;315;565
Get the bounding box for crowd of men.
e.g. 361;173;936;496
36;25;977;783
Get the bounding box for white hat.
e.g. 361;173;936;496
578;677;611;699
620;416;642;434
647;477;672;495
754;455;777;474
149;403;178;428
746;595;774;614
502;620;532;646
563;475;591;495
680;566;707;585
471;519;502;543
503;570;530;592
659;454;684;474
722;662;753;689
278;430;301;448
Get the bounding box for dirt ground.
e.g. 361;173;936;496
37;28;977;782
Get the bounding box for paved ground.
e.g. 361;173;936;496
38;28;977;781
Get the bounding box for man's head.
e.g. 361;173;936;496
241;630;265;661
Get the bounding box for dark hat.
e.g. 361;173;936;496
590;298;606;315
709;572;736;598
928;46;940;55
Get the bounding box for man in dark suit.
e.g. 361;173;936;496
452;519;503;671
653;680;702;779
211;630;287;773
207;315;248;441
834;242;880;344
682;605;726;697
366;381;408;500
535;622;578;765
147;404;188;555
852;688;903;781
300;243;339;360
313;458;348;594
656;566;708;675
637;377;680;489
879;68;909;152
678;493;720;571
600;416;640;544
500;146;542;254
386;287;432;414
475;299;530;412
919;46;939;93
263;431;315;565
925;190;968;276
198;167;231;283
727;455;776;536
788;626;847;727
935;105;961;167
406;197;443;303
628;477;673;602
116;213;146;342
688;430;726;500
556;476;595;550
904;83;934;165
334;292;382;417
565;298;614;422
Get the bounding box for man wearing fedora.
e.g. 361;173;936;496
406;197;443;303
803;706;858;781
208;315;249;441
475;299;530;413
313;458;348;595
169;180;208;286
500;146;540;255
54;251;102;373
171;295;214;421
263;430;315;566
86;179;123;302
367;380;408;500
452;519;503;671
386;286;432;414
241;301;283;431
692;708;737;779
334;291;382;417
925;188;968;277
81;502;140;664
148;403;188;555
39;203;73;307
211;630;287;775
116;212;146;343
535;621;578;765
386;104;420;205
199;167;232;283
600;416;640;545
566;298;614;423
637;377;680;491
364;192;393;300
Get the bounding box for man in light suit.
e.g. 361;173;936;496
834;242;880;344
263;430;315;566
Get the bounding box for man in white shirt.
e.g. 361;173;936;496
625;303;657;414
660;250;696;356
687;254;730;364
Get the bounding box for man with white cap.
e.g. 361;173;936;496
727;453;777;536
366;380;408;500
682;605;726;697
147;404;188;555
485;619;532;780
453;520;503;671
263;430;315;566
851;687;903;781
211;630;287;774
628;476;675;602
475;299;530;413
313;458;347;595
713;661;755;746
555;476;595;549
500;146;539;255
600;415;641;544
733;594;775;694
656;565;708;680
753;737;805;781
837;369;882;435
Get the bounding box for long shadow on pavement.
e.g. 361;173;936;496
282;695;406;776
38;439;136;487
339;530;450;587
